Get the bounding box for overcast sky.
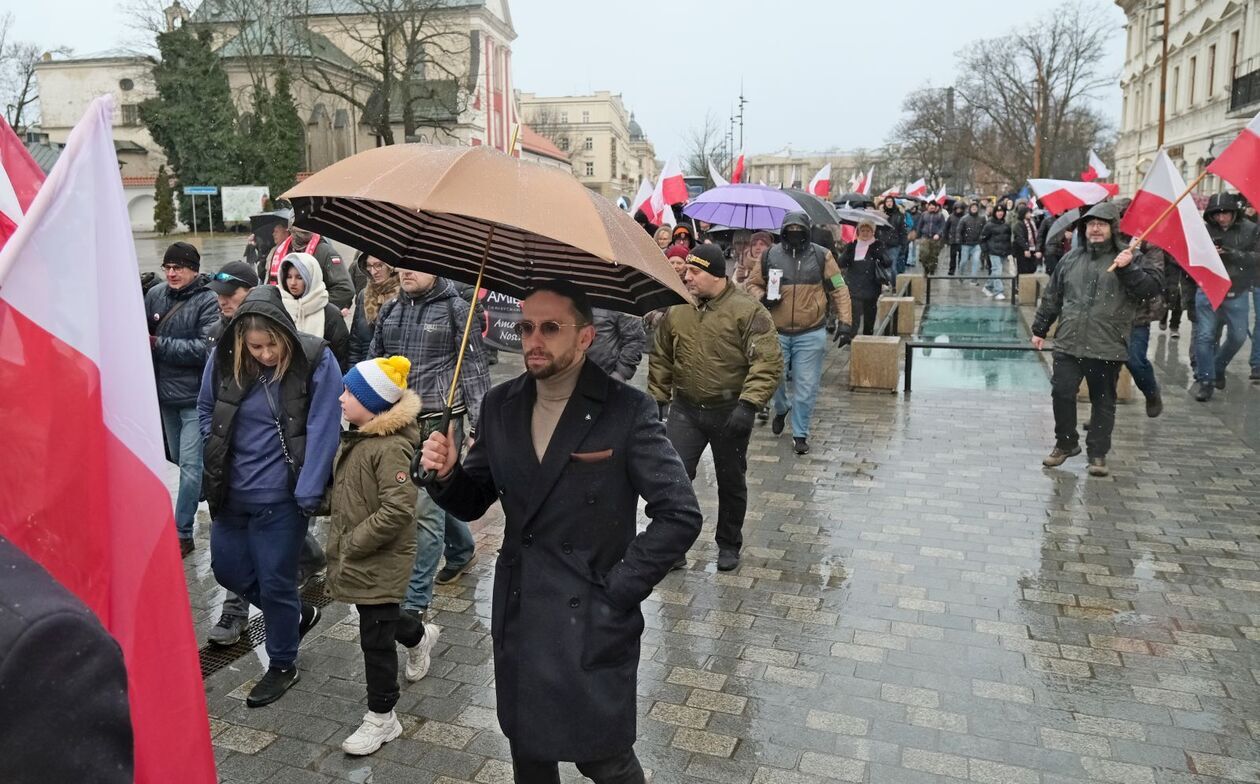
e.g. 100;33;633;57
12;0;1127;163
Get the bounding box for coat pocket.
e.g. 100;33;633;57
581;588;644;670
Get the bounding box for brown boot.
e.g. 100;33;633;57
1042;445;1081;467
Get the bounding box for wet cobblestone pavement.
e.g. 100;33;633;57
179;322;1260;784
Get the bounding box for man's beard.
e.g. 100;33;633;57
526;346;578;379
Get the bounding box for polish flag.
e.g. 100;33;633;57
808;163;832;197
933;184;949;205
1207;110;1260;212
905;178;928;198
630;177;654;220
1080;149;1111;182
1120;149;1231;309
878;184;901;198
730;153;745;184
657;156;688;206
1027;178;1120;215
0;96;216;782
649;174;677;228
0;117;43;246
708;158;729;187
848;171;862;191
856;166;875;195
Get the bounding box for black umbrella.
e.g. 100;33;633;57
781;188;842;225
1046;208;1081;241
833;191;874;208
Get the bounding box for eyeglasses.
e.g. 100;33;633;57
214;271;250;285
161;263;189;271
365;262;389;271
512;320;587;338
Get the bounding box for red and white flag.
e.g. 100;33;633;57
0;96;217;782
1080;149;1111;182
856;166;875;196
933;184;949;205
1120;149;1231;309
708;158;729;187
649;172;677;228
807;164;831;198
1207;110;1260;212
630;177;654;220
1027;178;1120;215
848;171;862;191
0;117;43;246
730;153;745;184
878;184;901;198
657;156;688;206
905;178;928;198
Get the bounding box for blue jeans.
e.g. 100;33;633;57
160;403;203;539
1251;289;1260;371
985;255;1006;295
771;327;828;439
1193;290;1250;384
1126;324;1159;399
906;241;918;268
211;499;307;668
960;245;982;279
404;417;476;612
220;531;325;621
886;245;903;277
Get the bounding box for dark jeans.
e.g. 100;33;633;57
1050;352;1122;459
1126;325;1159;400
211;499;307;668
852;296;878;336
948;243;961;275
221;530;325;621
510;744;644;784
666;399;750;553
358;603;426;713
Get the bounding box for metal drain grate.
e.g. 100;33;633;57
199;576;335;678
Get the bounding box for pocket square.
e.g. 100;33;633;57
570;449;614;463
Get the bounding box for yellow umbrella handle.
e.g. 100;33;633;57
412;226;496;487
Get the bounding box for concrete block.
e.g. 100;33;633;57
1017;273;1050;305
877;296;916;335
1077;366;1135;403
897;273;926;304
850;336;901;392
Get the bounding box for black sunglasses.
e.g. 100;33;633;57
512;320;587;338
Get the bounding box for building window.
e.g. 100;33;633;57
119;78;134;92
1188;57;1197;104
557;137;570;151
1230;31;1240;79
581;111;590;123
560;112;568;123
1208;45;1216;96
584;162;594;177
1172;67;1180;111
583;137;593;151
121;103;141;126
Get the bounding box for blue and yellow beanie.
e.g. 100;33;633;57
343;356;410;414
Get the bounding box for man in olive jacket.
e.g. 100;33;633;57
418;280;701;783
649;244;783;572
1032;202;1163;476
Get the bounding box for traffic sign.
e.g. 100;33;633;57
183;186;218;195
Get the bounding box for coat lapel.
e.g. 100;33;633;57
519;360;609;528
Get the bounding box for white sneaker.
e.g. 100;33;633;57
341;710;403;755
405;623;441;682
994;293;1007;301
982;289;995;298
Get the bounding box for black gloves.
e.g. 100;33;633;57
724;401;757;439
834;323;853;347
658;401;670;422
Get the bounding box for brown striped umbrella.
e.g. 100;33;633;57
282;143;691;315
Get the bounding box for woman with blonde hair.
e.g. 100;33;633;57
733;231;774;291
197;285;342;708
653;225;673;250
349;253;400;364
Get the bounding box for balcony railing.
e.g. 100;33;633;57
1230;58;1260;113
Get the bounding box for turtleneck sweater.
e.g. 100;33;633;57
531;357;584;462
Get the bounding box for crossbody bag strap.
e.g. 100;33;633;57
259;376;298;474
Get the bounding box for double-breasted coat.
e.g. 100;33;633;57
429;359;702;762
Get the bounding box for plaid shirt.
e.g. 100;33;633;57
369;279;490;429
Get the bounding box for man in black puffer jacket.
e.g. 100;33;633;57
1193;192;1260;398
143;242;220;555
979;205;1014;300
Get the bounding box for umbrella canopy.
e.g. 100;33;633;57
682;184;801;230
834;207;891;228
781;188;843;225
1046;208;1081;241
282;144;690;315
248;209;292;232
833;192;875;208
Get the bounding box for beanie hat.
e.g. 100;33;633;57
343;356;410;414
666;244;690;260
686;243;727;278
163;241;201;270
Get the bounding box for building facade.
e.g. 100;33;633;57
744;150;884;195
1114;0;1260;195
517;91;657;201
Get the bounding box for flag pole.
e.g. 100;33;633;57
1107;169;1208;271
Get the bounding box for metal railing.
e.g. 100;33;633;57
869;277;914;337
1231;58;1260;113
902;340;1052;392
923;275;1018;307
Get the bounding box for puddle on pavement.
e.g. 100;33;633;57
910;303;1050;391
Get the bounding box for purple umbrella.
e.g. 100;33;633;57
683;184;801;230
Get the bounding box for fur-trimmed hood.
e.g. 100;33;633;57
357;389;422;439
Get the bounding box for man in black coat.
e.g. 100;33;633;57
0;536;133;781
419;280;701;783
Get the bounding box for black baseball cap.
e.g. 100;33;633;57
207;260;260;295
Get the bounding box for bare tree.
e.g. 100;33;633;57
683;111;731;186
299;0;470;145
1;21;72;133
526;104;577;156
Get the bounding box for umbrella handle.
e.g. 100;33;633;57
411;407;453;487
